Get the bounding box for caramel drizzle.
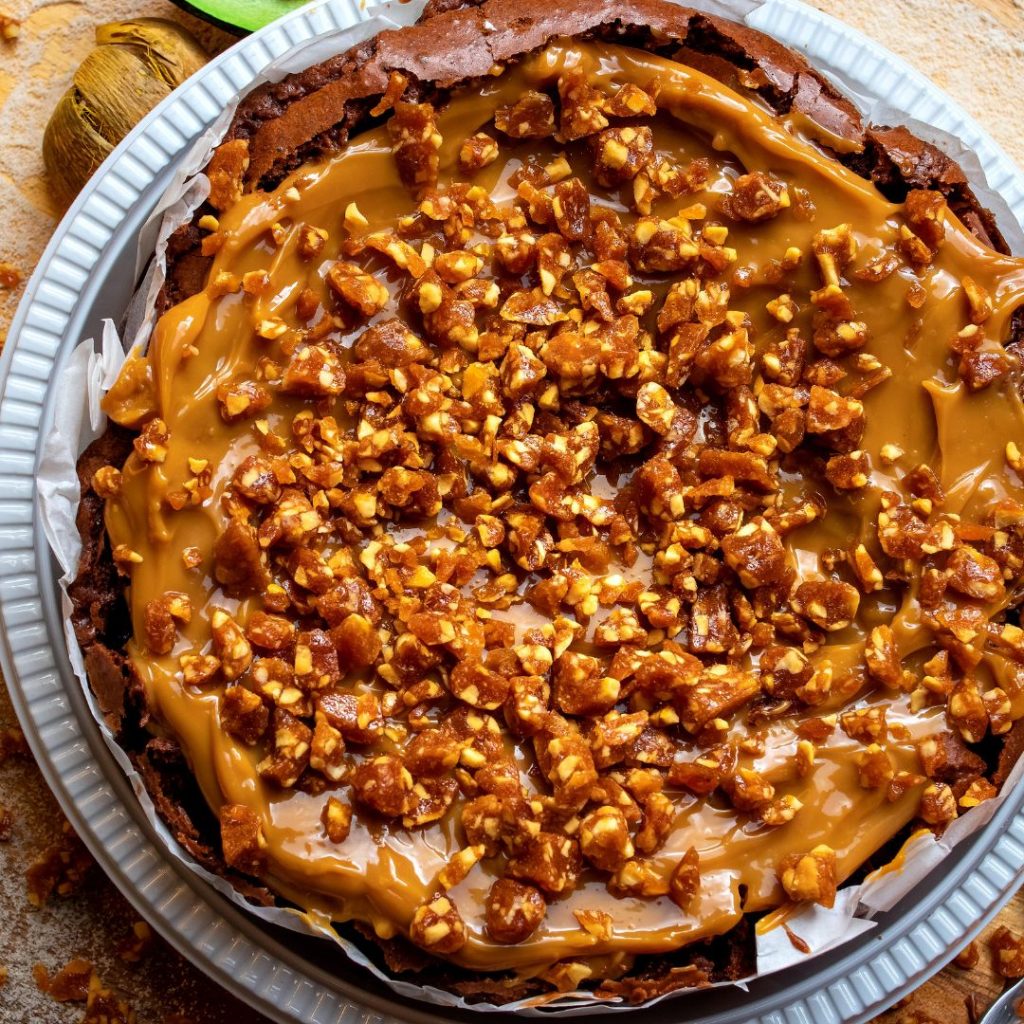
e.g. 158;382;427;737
100;41;1024;975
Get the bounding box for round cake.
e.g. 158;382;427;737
70;0;1024;1004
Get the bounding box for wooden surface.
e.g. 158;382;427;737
1;0;1024;1021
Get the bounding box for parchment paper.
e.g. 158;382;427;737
34;0;1024;1012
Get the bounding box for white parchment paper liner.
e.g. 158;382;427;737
34;0;1024;1013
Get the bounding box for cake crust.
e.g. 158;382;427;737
159;0;1007;314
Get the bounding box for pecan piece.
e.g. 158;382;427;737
219;803;265;875
410;894;467;954
592;125;653;188
485;879;546;944
669;847;700;911
721;517;787;588
792;580;860;631
579;805;635;872
778;845;837;908
321;796;353;844
495;91;555;138
351;755;412;818
388;102;441;197
507;831;581;896
720;172;789;222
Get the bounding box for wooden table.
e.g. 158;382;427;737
0;0;1022;1020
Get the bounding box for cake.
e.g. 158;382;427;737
69;0;1024;1004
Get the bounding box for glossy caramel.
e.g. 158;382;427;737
100;41;1024;976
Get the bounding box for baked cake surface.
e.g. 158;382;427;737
71;0;1024;1003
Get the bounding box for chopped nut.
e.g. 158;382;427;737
133;418;169;463
507;831;581;895
574;908;612;941
459;132;500;173
91;465;122;499
792;579;860;631
918;782;957;825
351;755;412;818
864;625;902;686
592;126;653;188
220;685;269;745
219;803;266;874
321;797;353;843
485;878;546;944
389;102;441;196
720;171;790;222
668;847;700;911
608;858;670;898
210;608;252;681
991;926;1024;978
721;517;786;588
141;592;191;655
207;139;249;211
326;261;389;316
495;91;555;138
778;845;837;908
953;941;979;969
410;894;468;953
855;744;893;788
946;545;1005;602
579;805;634;872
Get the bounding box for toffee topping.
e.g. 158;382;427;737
96;41;1024;982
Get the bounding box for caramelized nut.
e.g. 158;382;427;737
321;797;353;843
410;894;467;954
485;878;546;944
778;845;837;908
219;803;265;874
579;805;634;872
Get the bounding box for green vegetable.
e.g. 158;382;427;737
170;0;306;34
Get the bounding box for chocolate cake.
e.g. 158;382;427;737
69;0;1024;1004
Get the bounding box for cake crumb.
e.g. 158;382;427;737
990;925;1024;977
953;940;978;968
0;726;28;762
0;261;21;288
116;920;154;963
25;819;93;907
35;957;94;1002
81;974;135;1024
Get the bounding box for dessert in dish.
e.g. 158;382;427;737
70;0;1024;1003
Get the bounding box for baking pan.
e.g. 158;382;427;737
4;1;1024;1021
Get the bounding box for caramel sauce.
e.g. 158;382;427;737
99;41;1024;975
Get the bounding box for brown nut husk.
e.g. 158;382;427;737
43;19;208;205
